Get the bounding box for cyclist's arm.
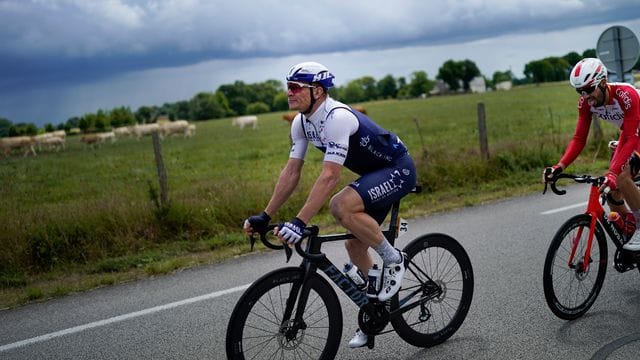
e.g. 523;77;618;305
610;88;640;174
264;158;304;216
559;101;592;168
296;161;343;223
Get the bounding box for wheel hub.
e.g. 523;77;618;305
431;280;446;303
278;319;306;349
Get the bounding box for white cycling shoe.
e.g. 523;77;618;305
348;329;368;348
623;231;640;251
377;252;407;301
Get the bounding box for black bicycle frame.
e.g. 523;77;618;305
287;199;403;325
283;191;438;332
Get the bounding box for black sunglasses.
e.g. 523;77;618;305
576;85;597;96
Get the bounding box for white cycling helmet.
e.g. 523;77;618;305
569;58;607;89
286;61;335;89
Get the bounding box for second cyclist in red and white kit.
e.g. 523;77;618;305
543;57;640;251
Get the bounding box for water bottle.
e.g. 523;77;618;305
343;263;367;290
609;211;625;231
367;264;381;298
609;211;637;238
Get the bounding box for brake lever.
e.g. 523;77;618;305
284;243;293;262
248;233;256;251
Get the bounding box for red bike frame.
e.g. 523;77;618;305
568;184;604;272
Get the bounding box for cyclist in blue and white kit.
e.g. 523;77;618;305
243;61;417;348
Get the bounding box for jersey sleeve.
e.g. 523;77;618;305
289;115;308;160
609;86;640;174
322;108;359;165
559;97;592;168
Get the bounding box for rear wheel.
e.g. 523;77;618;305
542;214;607;320
391;233;474;347
226;267;342;359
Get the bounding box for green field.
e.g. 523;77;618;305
0;81;616;308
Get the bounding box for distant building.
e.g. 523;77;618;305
469;76;486;93
429;80;450;96
495;81;513;91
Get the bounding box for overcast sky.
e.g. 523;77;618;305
1;0;640;127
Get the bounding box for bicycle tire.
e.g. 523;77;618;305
542;214;607;320
225;267;343;360
391;233;474;347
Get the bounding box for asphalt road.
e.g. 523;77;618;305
1;184;639;359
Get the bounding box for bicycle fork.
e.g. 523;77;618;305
568;188;603;272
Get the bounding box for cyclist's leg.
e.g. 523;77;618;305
332;158;416;301
619;153;640;249
331;187;386;273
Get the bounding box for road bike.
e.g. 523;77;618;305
225;186;474;359
542;173;640;320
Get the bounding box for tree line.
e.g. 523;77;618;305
2;48;638;137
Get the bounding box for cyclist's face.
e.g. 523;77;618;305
287;82;315;111
578;81;605;107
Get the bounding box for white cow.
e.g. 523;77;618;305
232;115;258;129
160;120;190;137
186;124;196;138
113;126;133;138
0;136;37;157
133;123;161;139
39;136;66;151
34;130;66;151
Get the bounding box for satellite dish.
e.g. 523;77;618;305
596;25;639;81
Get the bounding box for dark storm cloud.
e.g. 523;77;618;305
1;0;639;92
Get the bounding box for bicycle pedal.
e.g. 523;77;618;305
366;336;375;349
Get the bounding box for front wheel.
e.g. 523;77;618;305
542;214;607;320
391;233;474;347
225;267;343;360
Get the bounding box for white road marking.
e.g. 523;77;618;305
540;202;587;215
0;283;251;353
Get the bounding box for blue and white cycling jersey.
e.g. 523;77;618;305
289;97;408;175
289;97;416;223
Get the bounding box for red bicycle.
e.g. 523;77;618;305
542;173;640;320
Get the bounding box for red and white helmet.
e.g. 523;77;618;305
569;58;607;89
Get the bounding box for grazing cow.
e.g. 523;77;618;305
113;126;133;138
0;136;37;157
80;132;116;147
186;124;196;138
40;136;65;151
282;106;366;123
160;120;190;137
80;134;101;146
232;115;258;129
34;130;66;151
133;123;161;139
282;112;297;123
352;105;367;115
98;131;116;143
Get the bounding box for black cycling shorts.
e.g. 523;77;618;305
348;154;417;224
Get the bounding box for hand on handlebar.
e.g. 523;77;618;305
275;217;306;244
243;211;271;234
598;172;617;193
543;165;563;183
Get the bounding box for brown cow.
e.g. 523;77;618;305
282;112;297;123
282;105;367;123
352;105;367;115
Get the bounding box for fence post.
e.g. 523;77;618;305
477;102;489;160
412;117;428;159
151;132;169;206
